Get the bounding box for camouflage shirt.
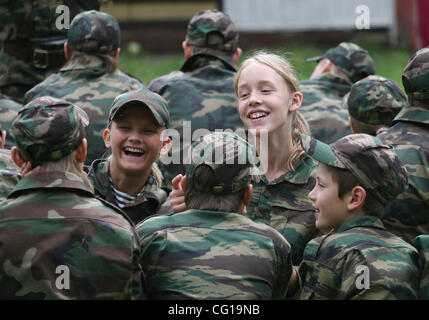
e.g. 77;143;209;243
136;208;293;300
247;154;319;265
0;170;144;299
148;53;244;190
0;94;22;148
378;105;429;244
300;73;352;144
24;55;144;166
298;216;420;300
414;235;429;300
87;158;172;225
0;148;20;202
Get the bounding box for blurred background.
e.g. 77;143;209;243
99;0;428;88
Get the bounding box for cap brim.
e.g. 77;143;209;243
111;98;166;127
300;134;346;168
307;55;326;62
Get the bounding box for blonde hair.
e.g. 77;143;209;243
41;150;95;193
234;51;311;170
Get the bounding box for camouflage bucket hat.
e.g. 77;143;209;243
308;42;375;83
186;9;238;52
187;132;255;195
402;47;429;100
11;96;89;166
68;10;120;54
347;75;407;125
109;88;170;128
300;133;408;205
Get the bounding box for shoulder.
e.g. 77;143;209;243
147;71;185;94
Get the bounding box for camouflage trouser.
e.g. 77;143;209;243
0;53;59;103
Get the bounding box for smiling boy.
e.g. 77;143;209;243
290;133;420;299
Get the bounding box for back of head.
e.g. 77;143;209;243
347;75;407;128
185;131;255;212
309;42;375;83
11;96;89;167
402;46;429;105
186;9;239;57
68;10;120;55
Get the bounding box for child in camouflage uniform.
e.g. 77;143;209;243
0;96;143;299
137;132;293;299
87;89;172;225
290;133;420;299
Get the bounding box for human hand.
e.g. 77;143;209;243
169;174;187;213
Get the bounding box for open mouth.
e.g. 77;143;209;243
123;147;145;157
248;111;268;120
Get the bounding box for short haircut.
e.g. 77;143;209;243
325;164;385;217
185;164;248;213
70;40;118;73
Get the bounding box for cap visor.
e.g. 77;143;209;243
300;134;344;168
307;55;325;62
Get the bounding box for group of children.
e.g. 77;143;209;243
1;46;428;299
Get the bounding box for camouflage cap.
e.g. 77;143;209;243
109;88;170;128
68;10;120;54
347;75;407;125
186;132;255;195
300;133;408;205
11;96;89;166
402;46;429;100
308;42;375;83
186;9;238;52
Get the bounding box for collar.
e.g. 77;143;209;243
337;215;385;233
8;171;93;198
258;154;317;185
180;53;236;73
392;105;429;125
60;54;106;72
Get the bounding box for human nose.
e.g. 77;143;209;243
308;186;316;201
248;90;262;106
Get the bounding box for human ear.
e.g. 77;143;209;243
289;91;303;113
11;146;25;168
233;48;242;63
103;128;112;148
75;138;88;164
182;41;193;60
346;186;366;211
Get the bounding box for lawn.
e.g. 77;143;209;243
118;41;416;92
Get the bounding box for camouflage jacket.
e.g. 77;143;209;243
247;154;319;265
299;74;352;144
0;1;102;101
413;235;429;300
87;158;172;225
378;105;429;244
0;94;23;148
24;55;144;166
0;149;20;202
298;216;420;300
0;170;144;299
136;208;293;300
148;53;244;190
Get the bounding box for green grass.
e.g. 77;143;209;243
119;42;415;91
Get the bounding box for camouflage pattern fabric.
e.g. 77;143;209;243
0;148;20;202
136;208;292;300
0;1;102;102
307;42;375;84
378;105;429;243
413;235;429;300
24;55;143;167
87;158;172;225
148;54;243;190
402;47;429;100
0;94;23;148
347;75;407;125
11;96;89;167
246;154;318;265
301;133;409;207
299;73;352;144
185;9;239;53
297;216;420;299
0;171;144;299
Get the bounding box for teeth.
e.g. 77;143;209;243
249;112;267;119
124;147;144;154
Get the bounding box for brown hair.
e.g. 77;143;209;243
70;40;118;73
